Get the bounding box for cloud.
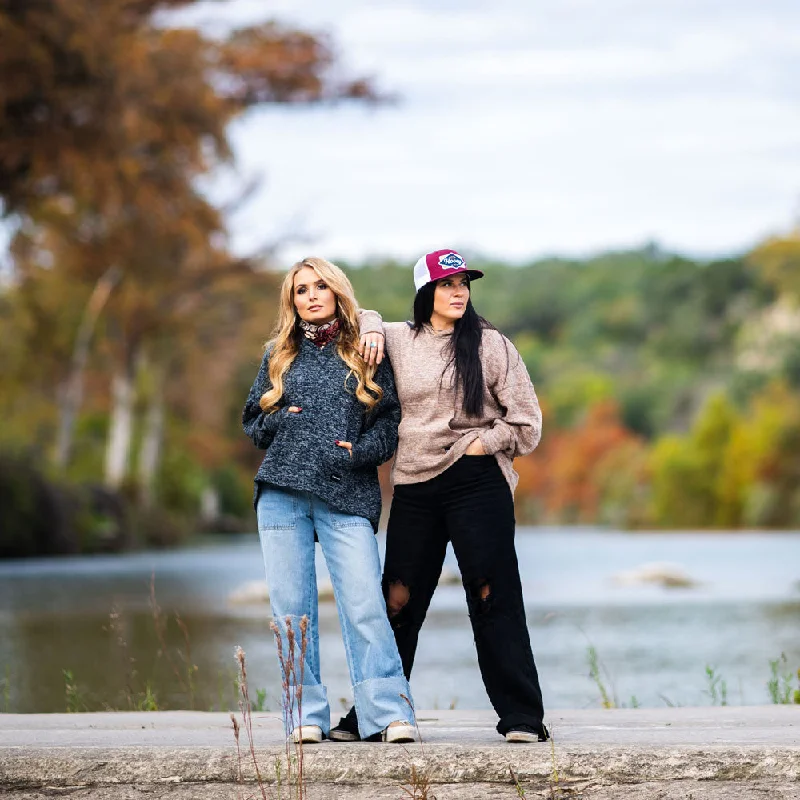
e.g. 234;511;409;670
174;0;800;262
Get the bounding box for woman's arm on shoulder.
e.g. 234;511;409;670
358;308;385;365
358;309;409;365
358;308;384;335
349;357;401;468
241;348;287;449
478;331;542;458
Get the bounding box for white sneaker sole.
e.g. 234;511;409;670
383;722;417;743
290;725;324;744
505;730;540;743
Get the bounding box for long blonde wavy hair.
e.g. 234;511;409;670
260;257;382;414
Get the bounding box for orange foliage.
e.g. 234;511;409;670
0;2;379;218
516;400;643;523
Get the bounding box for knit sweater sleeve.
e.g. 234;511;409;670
349;357;401;468
478;334;542;458
241;348;286;449
358;308;384;335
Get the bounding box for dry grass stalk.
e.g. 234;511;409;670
271;615;309;799
230;618;311;800
230;712;245;800
509;766;526;797
174;613;197;708
397;692;435;800
149;572;197;706
548;729;564;800
399;763;435;800
235;646;270;799
106;605;137;709
1;665;10;713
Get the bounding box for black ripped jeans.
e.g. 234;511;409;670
384;455;546;736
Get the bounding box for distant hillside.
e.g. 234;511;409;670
344;246;781;439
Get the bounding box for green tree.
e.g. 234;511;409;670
650;393;739;527
749;230;800;300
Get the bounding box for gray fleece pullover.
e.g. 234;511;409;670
242;336;400;531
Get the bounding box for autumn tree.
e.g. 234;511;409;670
515;401;645;524
0;0;378;506
1;1;375;218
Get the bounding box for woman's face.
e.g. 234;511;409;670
431;274;470;328
293;266;337;324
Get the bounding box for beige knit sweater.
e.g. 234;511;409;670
360;313;542;494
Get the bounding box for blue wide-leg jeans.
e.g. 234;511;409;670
256;485;413;739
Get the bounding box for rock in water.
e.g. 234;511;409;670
228;579;337;605
438;566;462;586
611;562;699;589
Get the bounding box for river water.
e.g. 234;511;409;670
0;529;798;714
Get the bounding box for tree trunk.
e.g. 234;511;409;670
200;486;220;522
105;362;135;489
138;365;165;509
54;266;121;469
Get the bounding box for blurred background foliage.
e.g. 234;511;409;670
2;1;800;558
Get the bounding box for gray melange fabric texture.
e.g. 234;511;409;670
242;335;400;532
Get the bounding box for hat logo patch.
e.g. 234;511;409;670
438;253;465;270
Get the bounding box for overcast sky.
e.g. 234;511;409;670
179;0;800;265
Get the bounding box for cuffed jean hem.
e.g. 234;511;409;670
282;682;331;737
352;676;415;739
495;711;547;737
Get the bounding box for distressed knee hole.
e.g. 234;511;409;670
386;581;410;619
468;579;492;616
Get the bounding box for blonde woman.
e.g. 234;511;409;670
242;257;415;744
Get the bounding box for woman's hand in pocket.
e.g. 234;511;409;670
335;440;353;458
465;438;486;456
287;406;302;414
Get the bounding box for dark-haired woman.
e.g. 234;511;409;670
331;249;548;743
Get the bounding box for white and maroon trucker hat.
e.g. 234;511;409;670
412;249;484;292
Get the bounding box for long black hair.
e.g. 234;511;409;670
412;277;493;417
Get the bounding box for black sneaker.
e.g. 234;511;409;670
329;707;360;742
505;724;549;743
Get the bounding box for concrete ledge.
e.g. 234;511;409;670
1;707;798;799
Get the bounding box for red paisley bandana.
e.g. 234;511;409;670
300;318;341;348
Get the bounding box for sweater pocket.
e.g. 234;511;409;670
321;444;354;483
